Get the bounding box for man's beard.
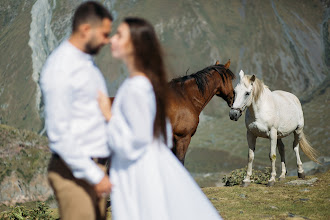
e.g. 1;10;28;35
85;38;102;55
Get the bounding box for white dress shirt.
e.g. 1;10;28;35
40;40;110;185
108;76;222;220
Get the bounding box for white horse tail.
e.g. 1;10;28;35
299;132;320;164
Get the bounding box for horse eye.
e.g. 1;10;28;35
245;92;250;96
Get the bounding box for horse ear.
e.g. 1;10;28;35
250;75;256;83
224;59;230;69
239;70;244;79
215;60;220;65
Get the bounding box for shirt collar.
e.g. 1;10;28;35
64;40;93;61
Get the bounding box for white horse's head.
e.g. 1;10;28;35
229;70;256;121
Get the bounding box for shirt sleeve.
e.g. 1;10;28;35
106;87;154;161
41;71;105;185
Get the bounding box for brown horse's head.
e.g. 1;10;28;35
169;60;236;110
214;60;235;107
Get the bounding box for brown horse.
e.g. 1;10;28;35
109;60;235;164
168;60;235;164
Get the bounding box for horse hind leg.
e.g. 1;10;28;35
277;139;287;181
293;129;305;179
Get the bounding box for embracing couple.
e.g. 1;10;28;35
40;1;222;220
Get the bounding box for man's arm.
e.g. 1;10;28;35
40;70;106;186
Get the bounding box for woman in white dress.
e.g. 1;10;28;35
98;17;222;220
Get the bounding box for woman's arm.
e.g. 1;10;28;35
99;87;154;161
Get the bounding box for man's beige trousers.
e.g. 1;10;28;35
48;155;108;220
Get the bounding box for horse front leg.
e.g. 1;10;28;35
172;135;192;165
242;131;256;187
277;139;287;181
268;128;277;186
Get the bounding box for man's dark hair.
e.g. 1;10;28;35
72;1;113;32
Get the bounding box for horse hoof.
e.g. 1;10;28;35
241;182;250;187
279;177;285;182
267;181;275;187
298;172;305;179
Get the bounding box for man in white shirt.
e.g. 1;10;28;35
40;2;112;219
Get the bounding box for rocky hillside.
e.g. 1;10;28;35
0;124;52;205
0;0;329;131
0;0;329;203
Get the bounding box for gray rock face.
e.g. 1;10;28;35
286;177;318;186
0;0;329;132
0;124;52;205
0;172;52;206
0;0;329;195
303;157;330;175
289;157;330;177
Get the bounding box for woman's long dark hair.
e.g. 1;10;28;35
124;17;168;144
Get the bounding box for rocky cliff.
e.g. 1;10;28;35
0;124;52;205
0;0;329;204
0;0;328;131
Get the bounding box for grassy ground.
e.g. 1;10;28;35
2;170;328;220
204;170;330;220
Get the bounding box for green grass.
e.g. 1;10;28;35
222;167;272;186
1;170;329;220
0;202;57;220
204;170;330;220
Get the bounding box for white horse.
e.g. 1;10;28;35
229;70;319;186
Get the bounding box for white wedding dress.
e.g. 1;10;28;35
106;76;222;220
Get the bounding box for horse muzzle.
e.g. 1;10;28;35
229;108;242;121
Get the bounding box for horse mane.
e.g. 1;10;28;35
169;64;235;94
245;75;268;102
